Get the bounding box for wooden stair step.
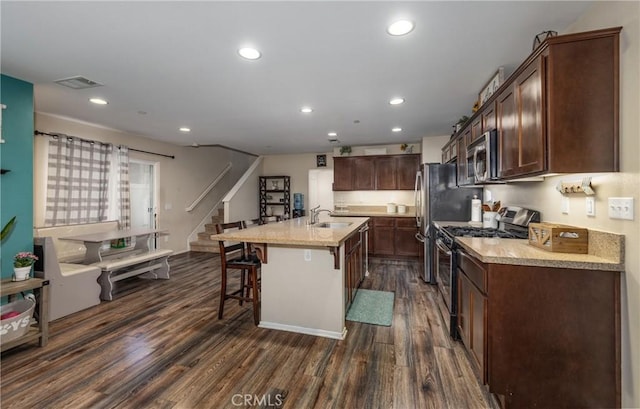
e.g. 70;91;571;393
189;240;220;253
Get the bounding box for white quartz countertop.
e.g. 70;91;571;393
210;216;369;247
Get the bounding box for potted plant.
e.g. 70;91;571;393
339;146;352;156
400;143;414;154
13;251;38;281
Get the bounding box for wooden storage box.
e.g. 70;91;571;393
528;223;588;254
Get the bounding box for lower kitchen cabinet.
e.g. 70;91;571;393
372;217;395;256
344;229;364;309
456;248;621;408
370;217;420;258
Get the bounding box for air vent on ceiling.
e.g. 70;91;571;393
54;76;103;89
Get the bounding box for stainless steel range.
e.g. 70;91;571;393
434;206;540;338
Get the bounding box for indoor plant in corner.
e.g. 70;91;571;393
13;251;38;281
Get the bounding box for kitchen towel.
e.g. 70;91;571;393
346;289;394;326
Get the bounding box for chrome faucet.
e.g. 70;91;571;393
308;206;332;224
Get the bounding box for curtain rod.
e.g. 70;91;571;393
34;130;175;159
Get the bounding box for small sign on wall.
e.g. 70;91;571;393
316;154;327;167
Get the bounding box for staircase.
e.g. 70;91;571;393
189;208;224;253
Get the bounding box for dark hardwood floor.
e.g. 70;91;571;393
1;252;498;409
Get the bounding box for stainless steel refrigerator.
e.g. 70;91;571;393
414;163;482;283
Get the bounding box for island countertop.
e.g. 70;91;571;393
210;216;370;247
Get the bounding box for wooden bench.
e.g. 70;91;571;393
34;221;173;303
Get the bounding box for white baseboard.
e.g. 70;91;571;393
259;321;347;340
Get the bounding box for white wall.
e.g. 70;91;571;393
33;113;255;253
261;152;334;212
422;135;451;163
454;3;639;406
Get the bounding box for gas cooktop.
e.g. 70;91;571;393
442;226;527;239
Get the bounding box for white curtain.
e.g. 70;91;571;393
45;137;112;226
45;138;131;229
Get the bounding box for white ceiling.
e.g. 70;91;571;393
1;1;593;155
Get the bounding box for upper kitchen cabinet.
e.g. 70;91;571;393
498;27;621;179
444;27;621;182
497;55;545;178
353;157;375;190
457;129;474;186
333;154;419;191
333;157;354;191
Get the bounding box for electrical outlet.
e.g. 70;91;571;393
608;197;635;220
304;249;312;261
561;196;570;214
585;197;595;217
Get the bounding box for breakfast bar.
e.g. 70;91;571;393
211;216;369;339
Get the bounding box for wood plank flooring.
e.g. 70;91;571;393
1;252;498;409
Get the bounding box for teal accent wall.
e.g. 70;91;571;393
0;74;34;279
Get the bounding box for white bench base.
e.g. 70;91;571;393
96;249;172;301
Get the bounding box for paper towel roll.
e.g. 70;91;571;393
471;195;482;222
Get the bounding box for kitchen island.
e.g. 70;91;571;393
210;216;369;339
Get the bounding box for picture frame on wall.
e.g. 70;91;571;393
316;154;327;167
478;67;504;107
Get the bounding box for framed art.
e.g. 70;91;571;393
316;154;327;167
479;67;504;107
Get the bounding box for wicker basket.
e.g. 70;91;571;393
0;299;36;344
528;223;588;254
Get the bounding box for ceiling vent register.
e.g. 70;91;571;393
54;76;103;89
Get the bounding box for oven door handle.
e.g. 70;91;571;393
435;238;452;256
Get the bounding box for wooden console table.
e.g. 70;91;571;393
1;278;50;352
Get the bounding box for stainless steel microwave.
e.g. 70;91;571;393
466;129;498;183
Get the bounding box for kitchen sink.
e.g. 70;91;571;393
316;222;352;229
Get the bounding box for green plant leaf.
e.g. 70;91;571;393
1;216;16;241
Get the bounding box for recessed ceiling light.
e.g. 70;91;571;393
392;127;402;132
238;47;261;60
328;132;337;137
389;97;405;105
387;20;415;36
89;98;108;105
300;107;313;113
179;127;191;132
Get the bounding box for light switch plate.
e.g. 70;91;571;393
561;196;570;214
608;197;634;220
585;197;595;217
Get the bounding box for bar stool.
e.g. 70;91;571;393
215;221;261;325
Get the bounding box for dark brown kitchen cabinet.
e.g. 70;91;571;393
344;229;363;309
456;131;473;186
374;156;396;190
497;55;545;178
444;27;620;182
396;154;420;189
455;248;621;408
481;101;496;133
369;217;419;258
457;251;488;384
372;217;395;256
395;218;420;257
470;117;482;143
353;157;375;190
498;27;620;179
333;157;354;191
333;154;419;191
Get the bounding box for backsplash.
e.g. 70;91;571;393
334;190;414;207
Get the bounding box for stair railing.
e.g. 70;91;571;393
185;162;232;212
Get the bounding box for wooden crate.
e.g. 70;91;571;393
528;223;588;254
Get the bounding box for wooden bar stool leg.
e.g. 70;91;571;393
251;267;260;325
239;270;245;306
218;268;227;320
